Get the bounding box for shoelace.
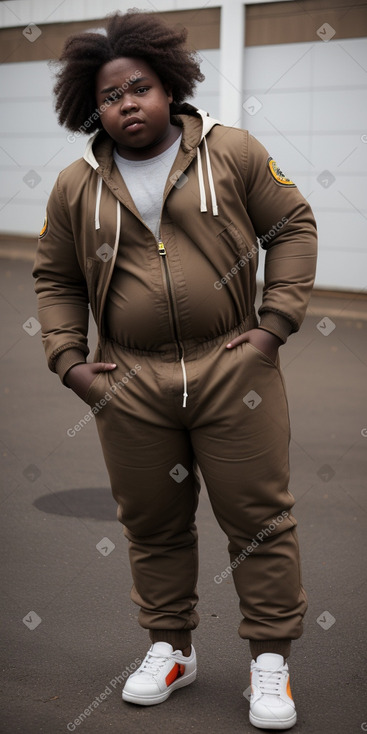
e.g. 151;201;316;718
257;669;283;695
138;651;169;677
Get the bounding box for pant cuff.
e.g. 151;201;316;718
249;639;292;660
149;629;192;651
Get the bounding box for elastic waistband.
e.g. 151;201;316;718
101;314;258;362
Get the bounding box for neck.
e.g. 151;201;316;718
116;124;181;161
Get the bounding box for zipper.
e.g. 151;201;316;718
158;239;188;408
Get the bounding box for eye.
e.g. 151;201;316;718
135;86;149;94
104;92;121;103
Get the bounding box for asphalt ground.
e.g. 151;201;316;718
0;256;366;734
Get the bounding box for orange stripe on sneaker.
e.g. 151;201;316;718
166;663;180;687
286;678;293;700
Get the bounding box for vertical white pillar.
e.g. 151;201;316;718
219;0;245;127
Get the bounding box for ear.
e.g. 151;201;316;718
163;84;173;104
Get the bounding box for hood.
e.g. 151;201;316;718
83;107;222;223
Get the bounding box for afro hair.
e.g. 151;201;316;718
53;9;204;133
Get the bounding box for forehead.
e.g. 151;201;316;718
95;57;159;91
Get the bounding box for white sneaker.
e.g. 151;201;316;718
249;653;297;730
122;641;196;706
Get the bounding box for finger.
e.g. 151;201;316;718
93;362;117;371
226;334;248;349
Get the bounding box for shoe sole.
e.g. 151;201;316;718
249;711;297;730
122;668;196;706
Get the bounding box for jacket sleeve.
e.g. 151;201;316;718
32;173;90;384
245;132;318;342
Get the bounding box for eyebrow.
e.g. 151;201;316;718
100;76;149;94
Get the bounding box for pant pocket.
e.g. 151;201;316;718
84;371;106;406
84;340;112;406
244;341;278;368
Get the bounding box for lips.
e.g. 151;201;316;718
122;116;144;130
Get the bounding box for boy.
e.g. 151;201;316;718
33;10;317;729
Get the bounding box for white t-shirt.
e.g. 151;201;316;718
113;134;182;240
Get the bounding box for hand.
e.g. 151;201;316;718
64;362;117;402
226;328;283;363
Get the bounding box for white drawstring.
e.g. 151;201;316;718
196;138;218;216
114;199;121;254
96;181;120;261
95;176;102;230
180;354;188;408
196;146;207;213
204;138;218;216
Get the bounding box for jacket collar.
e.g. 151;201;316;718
83;107;222;219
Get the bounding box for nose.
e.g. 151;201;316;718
120;94;138;114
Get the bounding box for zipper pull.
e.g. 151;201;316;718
158;240;166;256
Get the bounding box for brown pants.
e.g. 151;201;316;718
86;322;307;656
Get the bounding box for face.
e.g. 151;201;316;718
95;57;179;160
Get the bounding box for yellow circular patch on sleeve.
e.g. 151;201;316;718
268;158;295;187
39;214;48;238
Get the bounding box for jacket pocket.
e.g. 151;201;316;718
217;221;255;260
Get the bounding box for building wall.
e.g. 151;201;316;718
241;37;367;290
0;0;366;291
